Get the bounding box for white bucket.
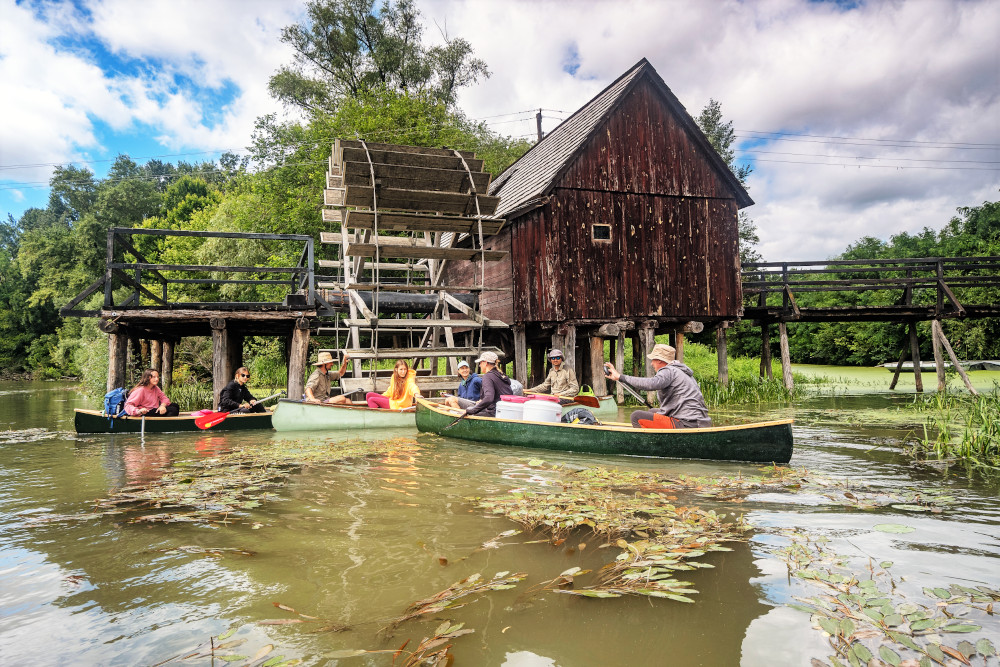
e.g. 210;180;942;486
495;396;527;420
522;396;562;423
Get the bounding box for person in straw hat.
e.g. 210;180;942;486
604;343;711;429
305;351;352;404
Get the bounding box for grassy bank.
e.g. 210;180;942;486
907;389;1000;472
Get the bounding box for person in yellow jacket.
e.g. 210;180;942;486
365;359;422;409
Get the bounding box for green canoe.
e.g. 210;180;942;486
271;399;419;431
74;409;273;434
415;398;793;463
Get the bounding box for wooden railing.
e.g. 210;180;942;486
61;228;316;317
741;257;1000;321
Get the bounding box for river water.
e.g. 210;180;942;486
1;379;998;666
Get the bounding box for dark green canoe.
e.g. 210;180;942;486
74;409;273;434
415;398;793;464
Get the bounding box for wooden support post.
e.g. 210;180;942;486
589;334;607;396
933;320;978;395
779;322;794;391
717;325;729;386
211;318;231;409
638;321;657;403
287;318;311;402
513;325;527;385
161;340;175;393
529;342;545;388
129;334;142;385
631;331;640;376
909;323;923;393
931;319;946;392
141;339;150;368
150;340;162;374
889;346;908;391
675;331;685;362
760;323;773;380
107;332;128;392
615;330;625;402
563;324;577;372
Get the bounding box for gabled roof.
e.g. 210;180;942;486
489;58;753;218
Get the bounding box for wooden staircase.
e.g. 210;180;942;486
317;139;509;393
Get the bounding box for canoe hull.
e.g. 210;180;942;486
415;399;793;464
270;399;416;431
74;409;272;434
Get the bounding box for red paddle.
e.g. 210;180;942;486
195;391;284;430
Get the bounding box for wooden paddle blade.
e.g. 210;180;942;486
571;395;601;408
195;411;229;429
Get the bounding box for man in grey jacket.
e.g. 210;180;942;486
603;343;711;429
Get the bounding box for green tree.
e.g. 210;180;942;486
696;99;760;264
269;0;488;112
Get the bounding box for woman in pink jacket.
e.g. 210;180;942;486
124;369;180;417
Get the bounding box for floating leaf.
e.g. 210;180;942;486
891;504;930;512
217;626;237;640
873;524;915;534
217;656;248;663
941;623;981;633
878;645;901;666
326;649;369;658
957;640;977;659
880;561;893;569
976;638;997;657
528;459;545;467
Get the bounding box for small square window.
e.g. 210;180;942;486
592;224;611;241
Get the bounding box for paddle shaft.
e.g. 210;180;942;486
612;377;652;408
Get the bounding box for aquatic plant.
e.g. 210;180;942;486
152;625;300;666
906;387;1000;473
771;530;999;667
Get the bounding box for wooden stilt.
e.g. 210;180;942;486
211;318;231;409
631;331;640;376
287;318;311;401
638;321;657;403
931;319;946;392
760;323;773;380
513;325;527;385
779;322;794;391
564;324;577;373
529;341;545;388
615;330;625;402
589;334;607;396
150;340;162;374
161;340;174;393
889;346;907;390
675;331;685;362
717;325;729;386
933;320;978;395
107;331;128;392
141;339;150;368
909;323;923;393
129;334;142;385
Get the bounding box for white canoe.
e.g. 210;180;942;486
271;399;419;431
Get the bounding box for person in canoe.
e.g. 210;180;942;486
603;343;712;429
124;369;180;417
444;360;482;410
366;360;423;409
305;351;352;404
525;348;579;399
457;351;514;418
218;366;265;413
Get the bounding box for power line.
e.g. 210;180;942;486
736;129;1000;148
737;148;1000;165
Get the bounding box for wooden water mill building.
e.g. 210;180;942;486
442;58;753;398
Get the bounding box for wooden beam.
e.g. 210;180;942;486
779;322;794;391
324;186;500;216
318;259;428;272
760;323;773;380
932;319;947;392
717;326;729;386
211;318;231;409
889;346;907;391
345;243;507;262
675;331;685;362
933;320;978;395
594;323;620;338
161;340;174;393
909;322;923;393
151;340;162;375
589;334;607;397
339;160;491;193
287;318;310;401
108;332;128;392
615;330;625;402
637;322;656;404
513;326;527;386
324;209;504;235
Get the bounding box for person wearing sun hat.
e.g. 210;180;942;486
459;351;513;417
305;350;351;404
525;348;580;398
604;343;711;429
444;359;482;409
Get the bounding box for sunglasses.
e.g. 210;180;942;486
550;356;562;360
239;373;249;378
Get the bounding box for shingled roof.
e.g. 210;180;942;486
489;58;753;219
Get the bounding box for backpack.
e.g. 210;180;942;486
104;387;128;419
561;407;598;425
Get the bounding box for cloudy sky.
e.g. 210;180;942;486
2;0;998;260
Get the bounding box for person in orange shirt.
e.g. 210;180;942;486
366;360;422;409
